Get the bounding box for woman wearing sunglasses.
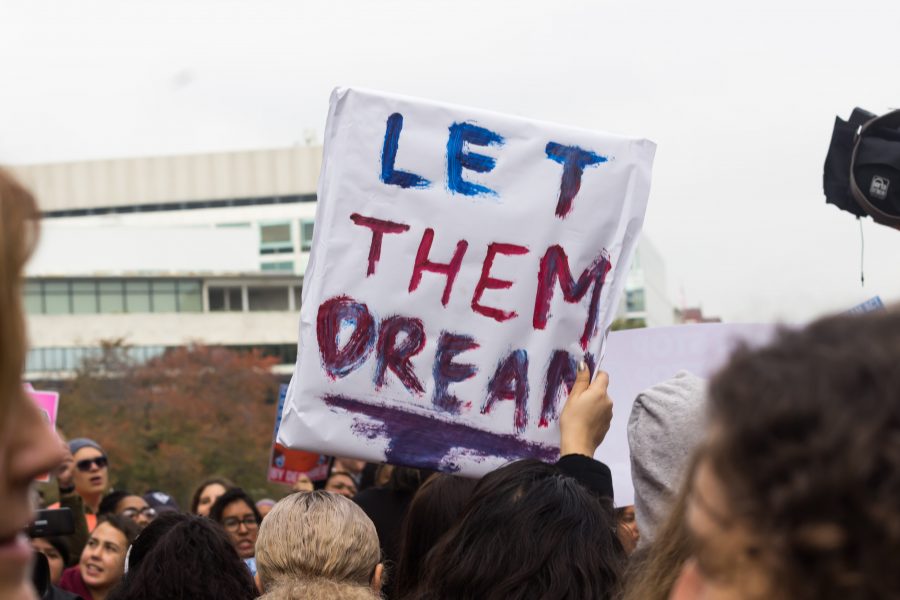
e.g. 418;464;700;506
52;438;110;534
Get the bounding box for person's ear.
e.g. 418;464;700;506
371;563;383;592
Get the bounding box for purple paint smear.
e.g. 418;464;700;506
322;394;559;472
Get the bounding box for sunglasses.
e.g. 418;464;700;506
75;455;108;472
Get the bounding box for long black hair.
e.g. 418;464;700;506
124;512;189;573
407;459;625;600
107;515;257;600
393;474;477;598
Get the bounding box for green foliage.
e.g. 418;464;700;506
51;342;286;508
610;317;647;331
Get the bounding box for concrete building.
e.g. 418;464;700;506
12;147;321;379
617;236;675;328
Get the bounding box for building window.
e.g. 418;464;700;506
261;261;294;273
24;278;203;315
125;281;152;313
71;281;98;314
44;282;71;315
177;281;203;312
209;287;243;312
216;222;251;228
260;222;293;255
300;219;315;251
626;289;646;313
292;286;301;310
99;281;125;313
24;282;43;314
247;286;289;311
151;281;177;312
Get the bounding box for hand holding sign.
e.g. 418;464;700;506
559;365;613;458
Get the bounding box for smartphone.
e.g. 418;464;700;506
27;508;74;538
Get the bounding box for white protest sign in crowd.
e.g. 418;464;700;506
279;88;655;476
598;322;777;506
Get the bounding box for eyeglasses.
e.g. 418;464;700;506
222;516;259;532
120;507;157;520
75;456;108;472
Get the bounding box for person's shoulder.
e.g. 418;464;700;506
48;584;85;600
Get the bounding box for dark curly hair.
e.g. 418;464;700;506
704;311;900;599
209;487;261;525
407;459;624;600
124;512;189;573
107;515;256;600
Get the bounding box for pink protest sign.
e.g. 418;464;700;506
26;387;60;483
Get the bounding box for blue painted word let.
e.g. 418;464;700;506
380;112;608;217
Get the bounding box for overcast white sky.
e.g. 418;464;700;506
1;0;898;323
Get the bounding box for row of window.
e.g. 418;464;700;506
25;280;302;315
208;286;301;312
25;280;203;315
25;343;298;373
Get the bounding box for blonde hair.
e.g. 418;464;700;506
0;167;40;427
256;491;381;590
259;579;380;600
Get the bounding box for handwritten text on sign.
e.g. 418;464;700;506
280;88;655;476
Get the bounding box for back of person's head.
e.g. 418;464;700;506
393;474;477;598
386;466;431;494
124;511;189;573
255;491;381;592
259;578;380;600
411;459;624;600
107;514;257;600
672;311;900;600
628;370;706;546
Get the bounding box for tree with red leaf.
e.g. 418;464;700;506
54;341;283;506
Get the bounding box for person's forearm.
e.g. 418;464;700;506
557;453;614;500
58;492;88;567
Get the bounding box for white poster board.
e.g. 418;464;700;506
280;87;656;476
599;323;777;506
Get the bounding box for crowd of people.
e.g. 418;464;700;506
3;166;900;600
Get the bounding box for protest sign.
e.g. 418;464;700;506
268;384;329;485
26;386;60;483
846;296;885;315
599;323;776;506
280;87;656;476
